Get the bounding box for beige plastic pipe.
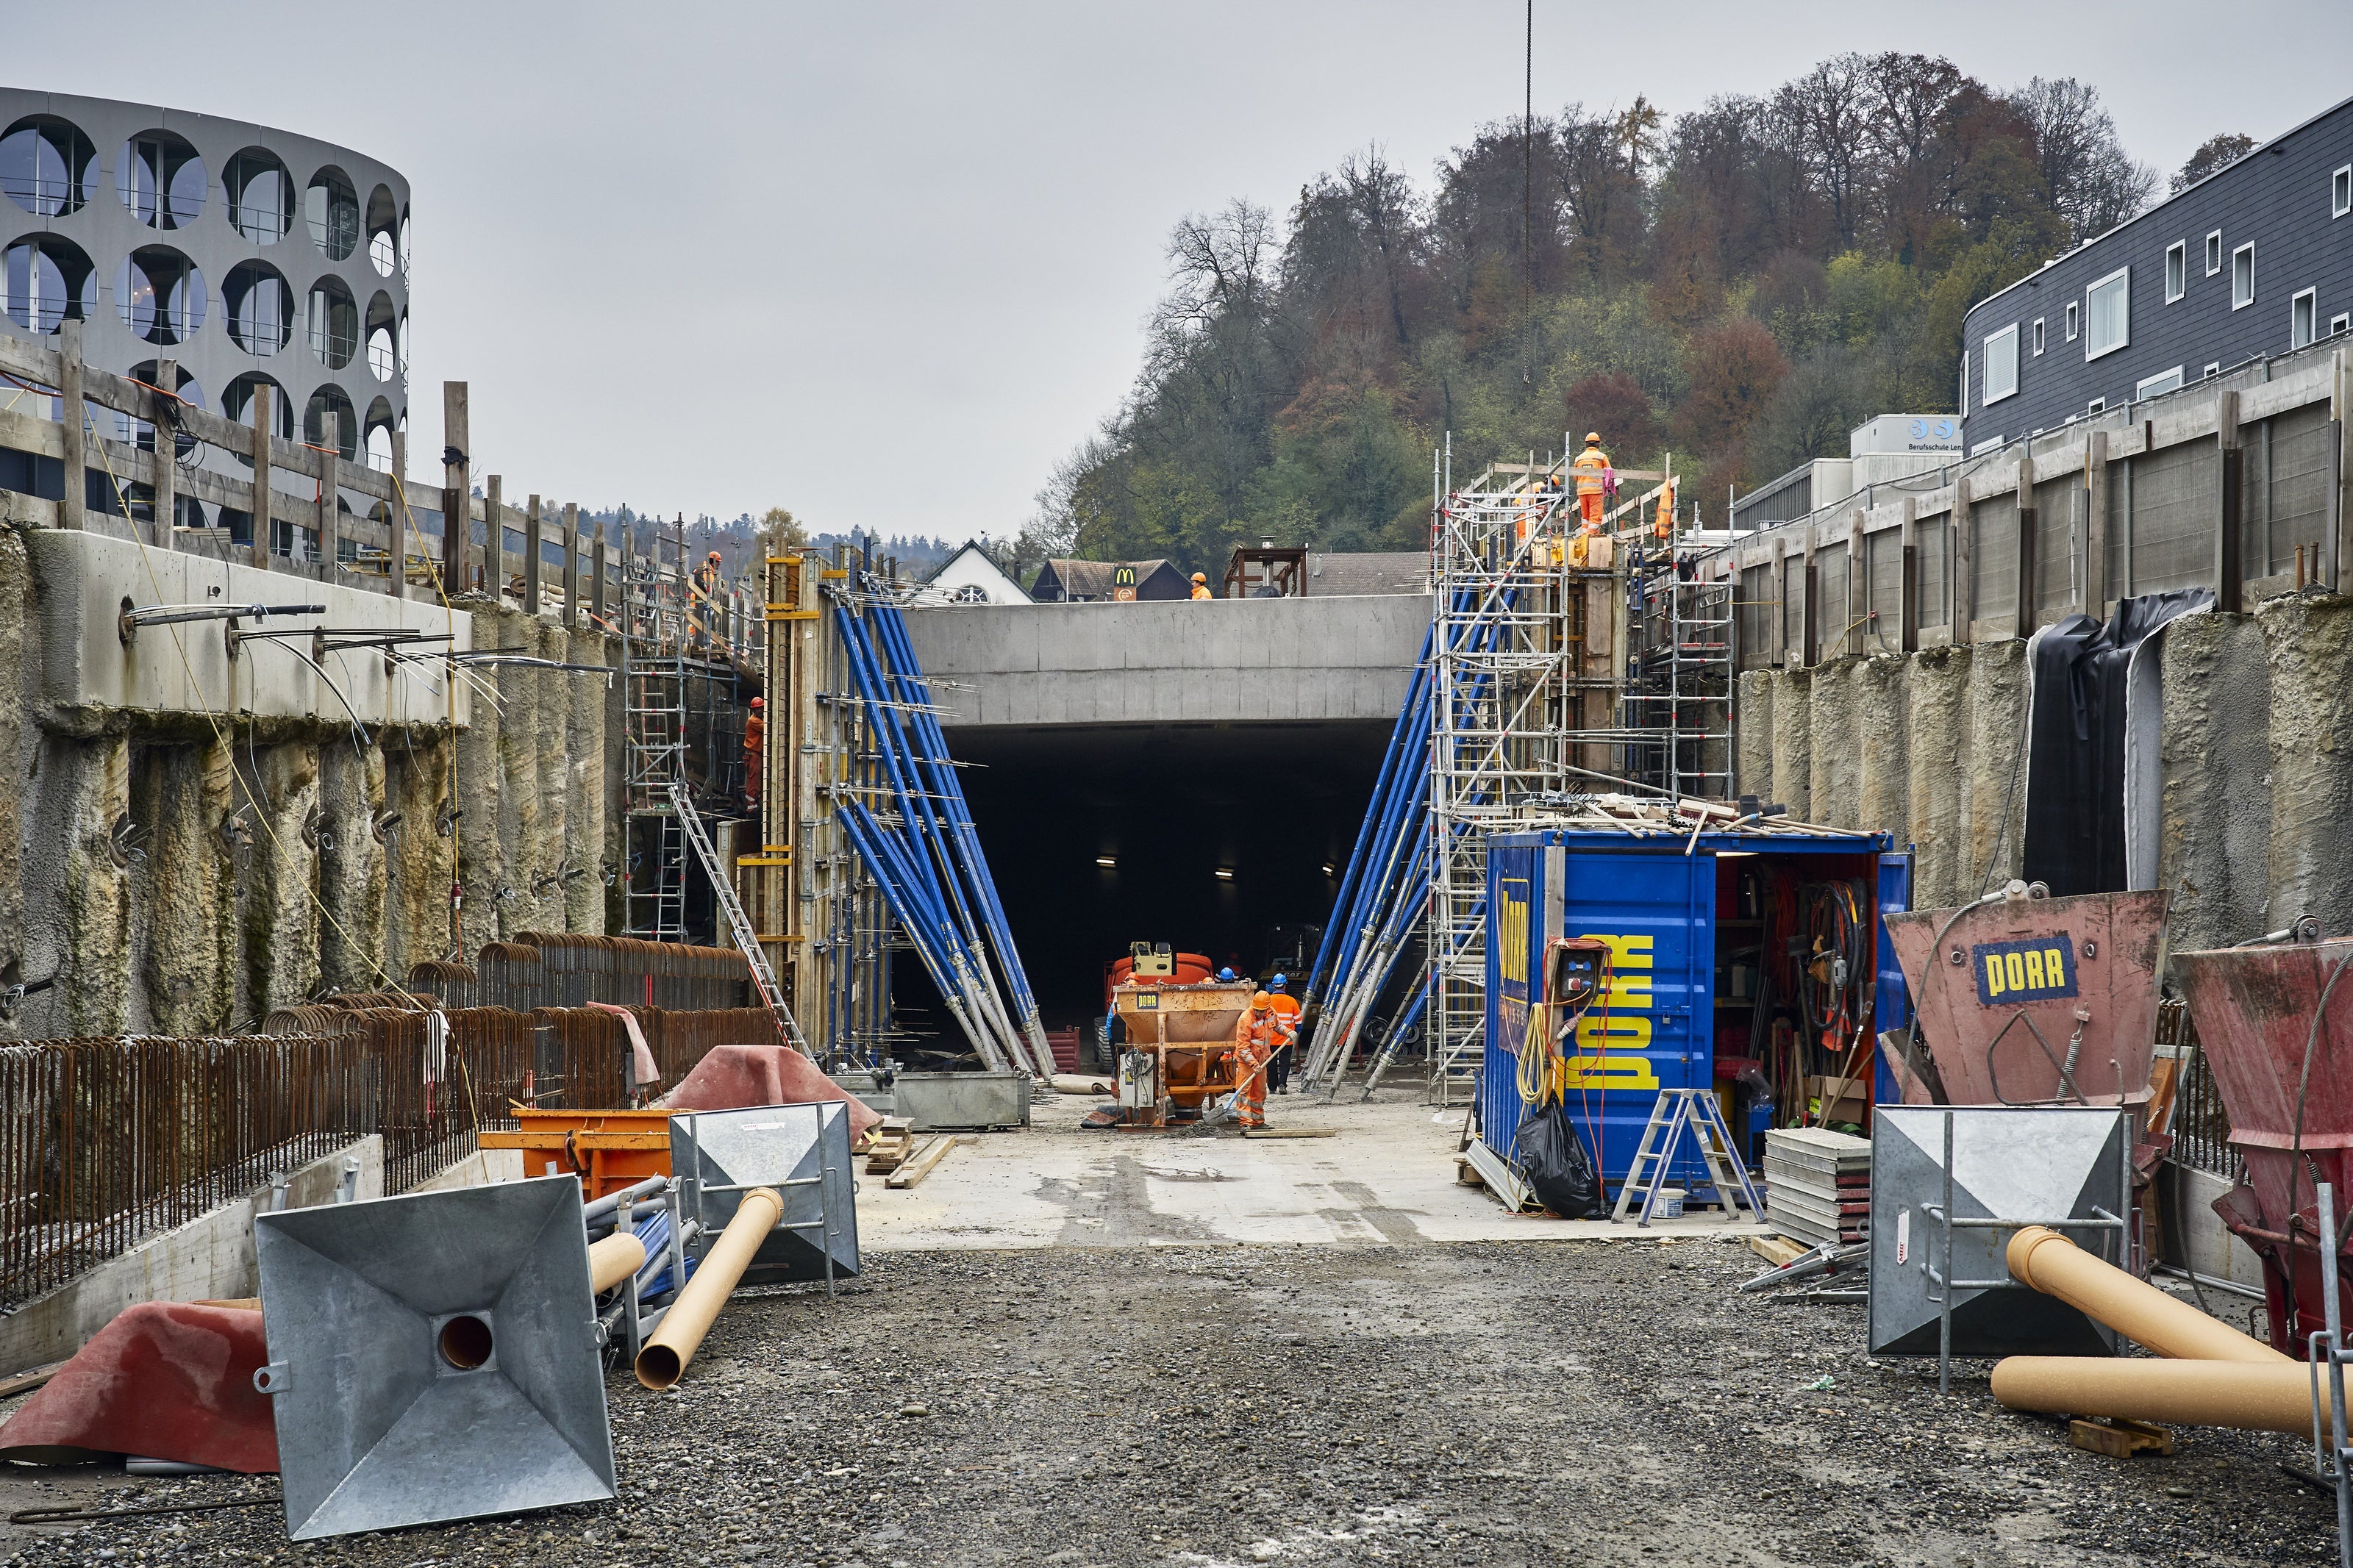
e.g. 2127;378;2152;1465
1993;1356;2318;1436
633;1186;781;1390
2005;1225;2290;1364
588;1231;647;1295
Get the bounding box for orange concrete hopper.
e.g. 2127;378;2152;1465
2005;1226;2290;1364
1991;1357;2318;1435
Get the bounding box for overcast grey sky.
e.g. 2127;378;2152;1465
16;1;2350;540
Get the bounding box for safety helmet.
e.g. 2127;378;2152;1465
1271;973;1287;992
707;550;722;562
749;696;764;709
1192;572;1207;583
1584;432;1602;446
1252;990;1273;1012
1216;966;1237;981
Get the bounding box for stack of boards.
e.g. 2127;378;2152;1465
1763;1127;1870;1247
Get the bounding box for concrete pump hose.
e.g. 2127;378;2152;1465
1991;1356;2318;1436
2004;1226;2288;1365
588;1231;648;1295
633;1186;782;1390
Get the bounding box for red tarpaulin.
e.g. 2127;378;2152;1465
657;1044;882;1141
0;1302;277;1472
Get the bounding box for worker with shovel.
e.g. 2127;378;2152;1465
1224;990;1297;1131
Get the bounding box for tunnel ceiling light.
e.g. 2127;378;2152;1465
1096;855;1116;868
1321;863;1335;876
1214;867;1235;881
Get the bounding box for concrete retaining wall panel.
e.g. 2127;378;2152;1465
2157;612;2274;953
1807;661;1860;828
1963;641;2028;894
1902;647;1971;909
1735;670;1773;802
1852;656;1910;851
1767;667;1812;821
2261;594;2353;940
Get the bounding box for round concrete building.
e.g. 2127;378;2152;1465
0;89;407;543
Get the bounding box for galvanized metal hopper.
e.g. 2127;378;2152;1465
670;1101;859;1286
1868;1106;2131;1360
252;1175;615;1540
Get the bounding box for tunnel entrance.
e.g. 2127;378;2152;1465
946;720;1390;1025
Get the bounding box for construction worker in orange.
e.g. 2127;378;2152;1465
1572;432;1613;533
1652;477;1677;543
1263;973;1302;1093
1190;572;1213;601
1233;990;1296;1129
742;696;765;809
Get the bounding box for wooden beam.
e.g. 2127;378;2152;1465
485;475;504;599
2215;390;2243;613
525;492;543;615
249;382;273;568
1952;471;1975;639
885;1135;957;1189
2082;430;2107;617
388;429;409;600
562;501;579;629
590;512;606;626
1898;496;1919;653
1771;537;1788;665
2015;451;2038;638
320;413;341;573
57;318;83;531
441;382;468;593
152;358;176;548
1846;509;1865;656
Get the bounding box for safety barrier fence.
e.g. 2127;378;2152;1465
0;1003;780;1310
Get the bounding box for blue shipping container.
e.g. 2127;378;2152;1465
1480;827;1911;1202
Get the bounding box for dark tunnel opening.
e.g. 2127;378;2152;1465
942;720;1391;1026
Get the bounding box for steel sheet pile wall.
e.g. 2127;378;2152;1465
0;1033;354;1309
826;584;1053;1075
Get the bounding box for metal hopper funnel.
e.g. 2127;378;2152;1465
671;1101;859;1286
252;1175;615;1539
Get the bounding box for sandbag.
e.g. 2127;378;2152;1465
1512;1102;1604;1219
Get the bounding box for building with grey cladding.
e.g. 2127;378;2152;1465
1963;94;2352;452
0;90;408;557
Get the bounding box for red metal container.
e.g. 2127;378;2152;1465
2174;937;2353;1352
1885;888;2170;1108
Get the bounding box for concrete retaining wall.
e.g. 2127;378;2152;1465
1;525;624;1037
0;1136;382;1377
1735;594;2353;950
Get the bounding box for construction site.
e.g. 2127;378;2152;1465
4;53;2353;1568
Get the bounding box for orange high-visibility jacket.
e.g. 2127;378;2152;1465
1572;445;1611;495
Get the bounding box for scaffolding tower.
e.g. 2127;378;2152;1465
623;515;690;939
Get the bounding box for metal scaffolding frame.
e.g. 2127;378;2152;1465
622;514;690;940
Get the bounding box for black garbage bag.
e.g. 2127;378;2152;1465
1511;1101;1604;1218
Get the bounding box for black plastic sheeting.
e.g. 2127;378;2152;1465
2021;589;2213;895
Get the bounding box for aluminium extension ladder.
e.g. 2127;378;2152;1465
666;781;812;1056
1610;1087;1765;1227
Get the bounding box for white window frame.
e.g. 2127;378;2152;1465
2064;301;2079;341
2292;287;2317;349
1981;322;2020;404
2337;165;2352;218
2165;240;2185;303
2204;362;2222;379
2232;243;2255;310
2031;317;2046;355
1958;351;1968;418
2135;367;2184;399
2087;398;2107;415
2085;266;2130;361
2334;313;2352;337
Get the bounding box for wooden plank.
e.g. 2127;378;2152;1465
388;429;409;599
886;1135;957;1189
1241;1127;1336;1139
0;1360;68;1400
2083;429;2109;615
249;382;273;567
1952;471;1974;636
320;413;341;570
1747;1234;1809;1267
441;381;468;591
2215;389;2243;614
57;318;83;531
525;490;543;613
562;501;579;629
2069;1417;2174;1458
151;357;176;548
0;400;64;459
590;512;606;626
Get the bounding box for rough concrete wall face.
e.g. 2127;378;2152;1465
2159;612;2274;953
1735;671;1773;803
129;742;238;1034
1767;668;1812;820
1807;662;1861;828
1852;656;1911;854
1963;642;2029;897
1902;647;1972;909
2260;596;2353;945
235;742;322;1019
315;744;388;992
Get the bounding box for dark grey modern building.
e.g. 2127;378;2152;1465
1;88;408;548
1963;93;2352;452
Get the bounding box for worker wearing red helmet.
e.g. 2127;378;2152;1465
743;696;765;809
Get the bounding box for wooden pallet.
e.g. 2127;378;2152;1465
885;1135;958;1189
2070;1417;2175;1458
864;1117;916;1174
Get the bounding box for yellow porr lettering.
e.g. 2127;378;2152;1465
1557;1053;1661;1091
2045;946;2066;984
2004;951;2026;992
1576;1014;1653;1051
1499;884;1529;986
1985;956;2006;998
2024;949;2046;989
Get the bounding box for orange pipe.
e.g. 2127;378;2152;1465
588;1231;646;1295
1992;1356;2319;1436
633;1186;781;1389
2005;1225;2288;1364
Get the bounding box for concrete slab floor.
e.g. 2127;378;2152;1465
860;1089;1763;1250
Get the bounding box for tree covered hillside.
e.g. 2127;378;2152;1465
1026;56;2211;578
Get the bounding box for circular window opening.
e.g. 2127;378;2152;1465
224;261;293;356
365;395;396;472
124;362;204;458
224;373;296;460
307;276;357;369
398;208;411;281
304;384;359;462
2;115;99;217
224;148;293;244
365;184;399;276
364;290;398;382
438;1314;493;1370
117;247;206;346
305;166;359;261
118;132;204;230
2;236;97;334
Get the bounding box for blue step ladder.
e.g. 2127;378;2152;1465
1610;1088;1765;1227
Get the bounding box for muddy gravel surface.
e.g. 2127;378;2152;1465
6;1239;2335;1567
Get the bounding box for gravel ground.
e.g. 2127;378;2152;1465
4;1237;2337;1567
